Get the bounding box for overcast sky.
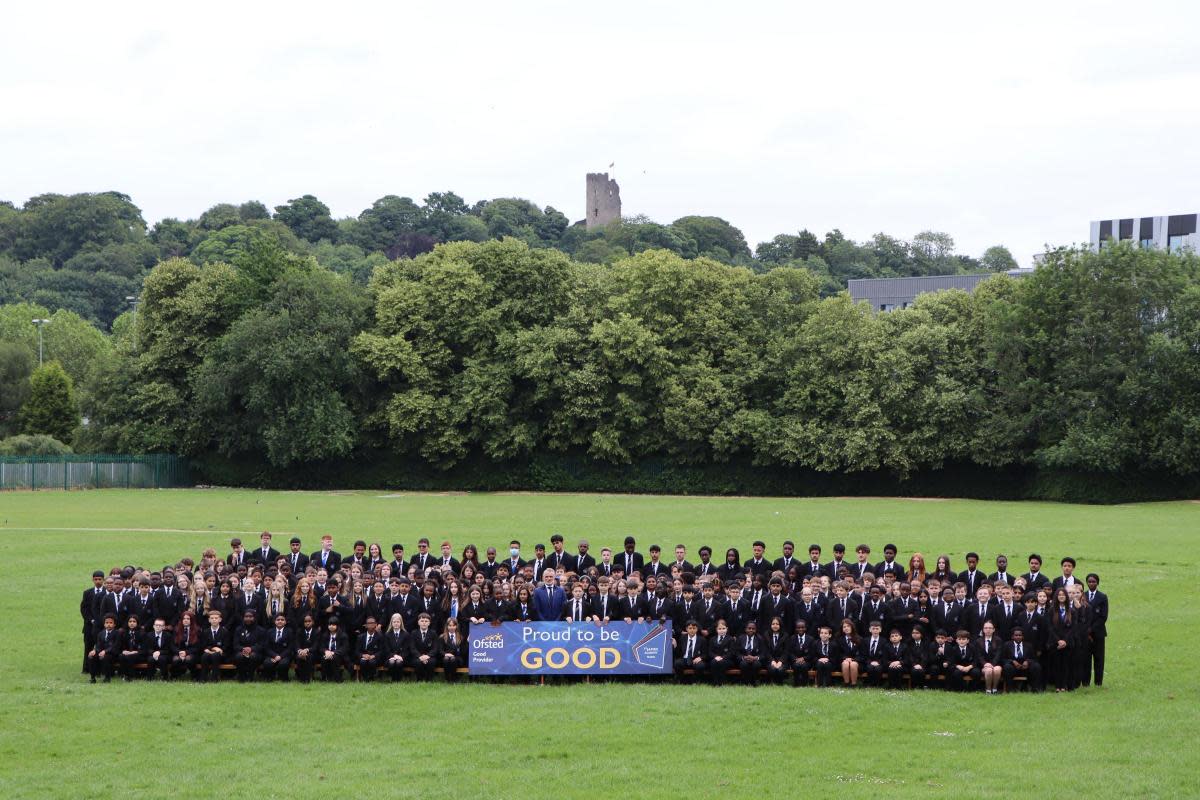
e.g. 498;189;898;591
4;1;1199;265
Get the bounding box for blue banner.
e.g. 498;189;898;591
468;621;672;675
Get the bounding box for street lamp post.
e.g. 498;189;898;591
126;295;140;350
32;318;50;366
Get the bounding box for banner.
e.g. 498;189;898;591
468;621;672;675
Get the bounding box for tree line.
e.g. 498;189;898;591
0;191;1016;330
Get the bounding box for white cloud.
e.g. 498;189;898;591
2;0;1199;265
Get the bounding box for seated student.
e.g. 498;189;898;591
1001;626;1042;692
736;620;765;685
199;609;230;683
674;620;708;682
262;612;294;682
171;610;200;681
145;618;173;680
860;619;887;687
410;613;438;681
836;618;861;687
437;618;466;681
813;625;837;687
116;615;147;681
233;609;264;683
88;613;120;683
786;620;816;687
293;613;318;684
319;617;347;683
930;629;952;687
977;619;1003;694
883;627;909;690
382;613;411;681
356;616;383;681
946;630;980;692
763;616;789;684
907;627;931;689
707;619;735;686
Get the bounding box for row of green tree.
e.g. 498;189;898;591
1;192;1017;329
2;238;1189;484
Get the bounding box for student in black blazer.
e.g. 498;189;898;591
88;614;121;682
976;620;1003;694
262;613;294;681
318;617;347;683
858;586;891;636
1001;627;1042;692
355;617;383;681
508;587;536;622
963;586;998;637
1068;587;1093;689
883;628;910;690
81;571;105;672
293;614;318;683
859;620;887;687
761;580;794;633
410;613;438;681
1021;554;1050;593
144;618;172;680
946;630;980;692
813;626;837;687
959;553;987;599
437;619;466;681
1084;573;1108;687
171;610;201;681
836;618;861;687
674;621;708;681
907;627;932;689
461;588;488;639
286;538;310;575
786;621;816;686
232;610;264;683
707;619;734;685
734;620;765;685
117;616;147;681
717;548;742;584
763;617;789;684
1047;588;1077;691
199;610;230;683
590;589;615;624
383;614;411;681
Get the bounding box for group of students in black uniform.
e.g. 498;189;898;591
81;531;1109;692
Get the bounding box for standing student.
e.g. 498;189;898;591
262;613;294;682
1068;585;1093;689
286;537;310;575
1084;573;1108;687
1022;554;1050;593
81;570;105;672
1048;588;1076;692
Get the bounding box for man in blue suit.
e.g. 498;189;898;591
533;568;564;622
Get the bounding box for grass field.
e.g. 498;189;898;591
1;488;1198;800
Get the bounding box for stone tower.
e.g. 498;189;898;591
585;172;621;229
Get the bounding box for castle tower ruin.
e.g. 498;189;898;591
585;172;621;229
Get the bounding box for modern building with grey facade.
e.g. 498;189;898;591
848;270;1030;312
1089;213;1199;253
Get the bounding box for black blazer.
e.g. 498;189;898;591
1021;571;1051;592
285;551;310;573
1086;590;1108;637
234;624;264;657
545;552;569;571
93;627;120;656
1001;639;1035;667
436;634;465;661
787;633;816;665
963;601;998;637
708;634;735;663
263;626;294;659
310;549;342;572
384;629;411;661
201;625;230;652
567;554;596;574
590;594;615;622
356;631;383;659
153;588;184;626
674;634;709;663
319;630;347;658
118;628;146;657
616;551;644;576
716;563;743;583
508;600;536;622
744;558;772;579
248;546;281;566
736;634;764;659
763;631;788;660
615;595;641;621
959;569;988;598
410;628;438;657
976;635;1002;665
760;593;794;632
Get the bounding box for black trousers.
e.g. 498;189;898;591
358;656;379;681
813;659;836;687
1086;636;1105;686
262;656;291;681
1003;661;1043;691
790;660;811;686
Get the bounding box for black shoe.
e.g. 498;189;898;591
90;677;97;684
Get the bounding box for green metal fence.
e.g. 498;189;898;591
0;455;191;490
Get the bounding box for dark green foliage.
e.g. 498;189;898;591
19;360;77;442
0;432;72;455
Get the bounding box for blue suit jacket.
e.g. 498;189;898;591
533;585;564;622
